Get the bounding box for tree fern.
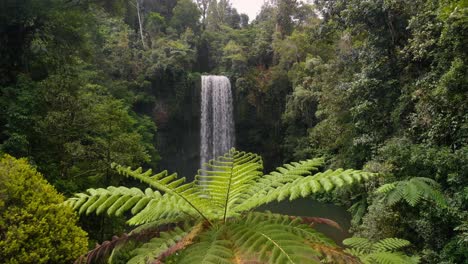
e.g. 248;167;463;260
375;177;447;207
343;237;419;264
68;149;378;263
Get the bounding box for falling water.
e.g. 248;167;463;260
200;75;235;168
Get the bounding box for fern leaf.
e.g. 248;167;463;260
376;183;396;194
366;251;415;264
153;221;206;263
67;186;196;225
112;164;213;222
402;181;422;206
344;237;418;264
377;177;447;207
229;212;341;264
372;238;411;252
234;169;377;212
310;243;361;264
195;149;263;221
343;237;373;251
178;228;234;264
127;226;189;264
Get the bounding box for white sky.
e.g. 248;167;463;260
230;0;267;21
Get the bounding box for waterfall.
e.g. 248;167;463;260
200;75;235;168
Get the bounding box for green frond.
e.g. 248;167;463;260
127;226;189;264
310;243;361;264
372;238;411;252
112;164;214;222
376;183;396;194
365;252;416;264
127;194;196;226
66;186;196;226
195;149;263;220
402;181;422;206
234;168;377;213
67;187;151;216
178;227;234;264
376;177;447;208
253;213;336;246
343;237;373;251
344;248;367;258
344;237;418;264
227;212;350;264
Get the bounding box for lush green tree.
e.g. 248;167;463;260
170;0;201;34
68;149;378;263
0;154;88;263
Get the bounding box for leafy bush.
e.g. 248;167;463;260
0;155;88;264
69;149;379;263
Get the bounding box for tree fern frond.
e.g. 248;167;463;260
195;149;263;221
343;237;373;251
77;225;167;264
229;212;341;264
365;251;416;264
402;180;422;206
127;195;196;226
309;243;361;264
127;226;189;264
153;221;206;263
67;186;196;226
239;158;324;202
178;227;234;264
376;183;396;194
385;187;403;206
112;164;214;222
372;238;411;252
234;169;377;212
67;187;151;216
344;237;418;264
376;177;447;207
253;212;337;246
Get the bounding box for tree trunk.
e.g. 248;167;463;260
136;0;146;49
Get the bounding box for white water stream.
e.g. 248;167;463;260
200;75;235;168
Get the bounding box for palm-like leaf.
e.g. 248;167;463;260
69;149;380;263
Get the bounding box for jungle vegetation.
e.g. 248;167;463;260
0;0;466;263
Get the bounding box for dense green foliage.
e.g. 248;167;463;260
0;155;88;263
1;0;466;262
69;149;376;263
